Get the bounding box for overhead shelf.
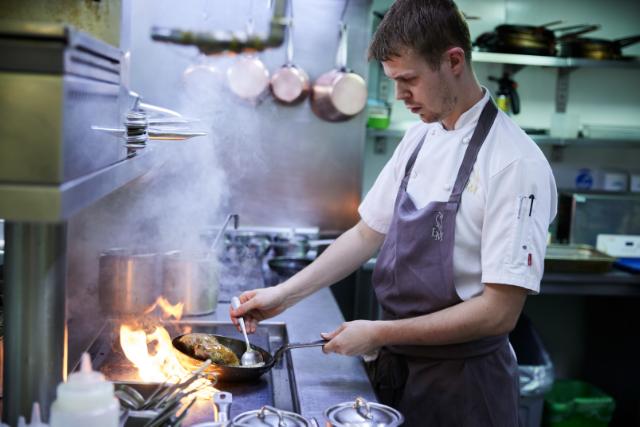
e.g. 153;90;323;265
366;128;640;148
471;51;640;69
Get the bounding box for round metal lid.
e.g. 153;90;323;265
324;397;404;427
232;405;311;427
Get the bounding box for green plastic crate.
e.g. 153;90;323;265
543;380;615;427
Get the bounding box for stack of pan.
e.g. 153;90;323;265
474;21;601;57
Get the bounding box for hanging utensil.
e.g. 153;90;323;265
311;4;367;122
270;1;310;104
227;0;271;100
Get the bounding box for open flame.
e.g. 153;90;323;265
119;296;216;399
144;296;184;320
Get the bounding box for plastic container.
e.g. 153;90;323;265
543;380;615;427
510;315;555;427
50;353;119;427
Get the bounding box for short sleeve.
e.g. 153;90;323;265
358;149;403;234
358;122;430;234
480;158;557;294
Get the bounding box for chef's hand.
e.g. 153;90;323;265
320;320;382;356
229;286;288;334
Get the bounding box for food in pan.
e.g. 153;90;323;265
177;333;240;366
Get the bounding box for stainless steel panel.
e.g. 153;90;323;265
2;222;67;425
0;73;122;185
0;148;162;221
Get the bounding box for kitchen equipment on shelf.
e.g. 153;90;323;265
474;22;600;56
270;1;310;104
162;250;220;316
227;5;271;101
596;234;640;274
98;249;159;316
231;296;265;367
324;396;404;427
172;333;326;382
557;34;640;60
272;233;310;257
489;72;520;115
268;256;312;277
556;192;640;246
311;21;367;122
602;170;629;192
544;244;615;273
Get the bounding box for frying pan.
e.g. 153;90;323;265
268;256;312;276
172;333;326;382
558;34;640;60
475;23;599;56
311;22;367;122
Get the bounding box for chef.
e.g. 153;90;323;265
231;0;557;425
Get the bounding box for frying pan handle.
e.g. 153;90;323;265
336;22;349;70
272;339;328;365
616;35;640;48
556;24;600;41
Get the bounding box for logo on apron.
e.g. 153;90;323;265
432;211;444;241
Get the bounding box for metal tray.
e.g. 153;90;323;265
545;244;615;273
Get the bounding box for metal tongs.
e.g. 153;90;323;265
116;360;212;426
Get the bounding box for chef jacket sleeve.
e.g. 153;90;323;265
481;157;557;294
358;126;425;234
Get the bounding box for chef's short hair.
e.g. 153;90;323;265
369;0;472;69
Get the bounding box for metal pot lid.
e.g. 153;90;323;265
232;405;311;427
324;397;404;427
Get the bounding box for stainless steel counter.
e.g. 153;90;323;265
208;288;377;422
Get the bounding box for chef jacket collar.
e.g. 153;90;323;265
436;87;491;132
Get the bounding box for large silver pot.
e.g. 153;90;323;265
324;397;404;427
162;250;219;316
98;249;159;316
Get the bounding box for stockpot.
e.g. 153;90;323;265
162;250;219;316
324;397;404;427
98;248;159;316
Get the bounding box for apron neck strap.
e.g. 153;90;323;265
401;131;427;190
448;100;498;205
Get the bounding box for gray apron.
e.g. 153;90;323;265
370;100;519;427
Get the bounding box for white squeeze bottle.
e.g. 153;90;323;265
50;352;119;427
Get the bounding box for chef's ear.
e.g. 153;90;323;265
444;47;466;76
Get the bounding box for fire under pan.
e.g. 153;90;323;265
82;320;299;425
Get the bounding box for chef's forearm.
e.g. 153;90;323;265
280;220;384;306
375;283;528;346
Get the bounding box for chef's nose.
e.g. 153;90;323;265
395;81;409;100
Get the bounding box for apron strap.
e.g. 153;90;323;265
448;100;498;206
400;129;429;191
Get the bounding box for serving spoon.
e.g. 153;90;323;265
231;296;265;366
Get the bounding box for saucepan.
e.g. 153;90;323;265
270;3;310;104
311;22;367;122
172;333;326;382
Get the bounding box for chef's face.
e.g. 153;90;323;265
382;48;456;124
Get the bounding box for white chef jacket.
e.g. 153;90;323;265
359;90;557;299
